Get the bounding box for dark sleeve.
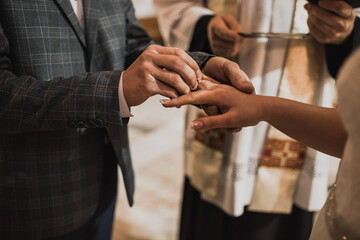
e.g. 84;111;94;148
188;15;215;53
0;23;124;134
124;0;153;68
325;16;360;78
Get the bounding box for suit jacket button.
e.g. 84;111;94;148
85;120;96;128
76;121;85;128
95;119;104;127
67;120;76;128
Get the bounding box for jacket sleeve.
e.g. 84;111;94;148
153;0;214;50
124;0;153;68
188;15;214;53
325;16;360;78
0;23;124;134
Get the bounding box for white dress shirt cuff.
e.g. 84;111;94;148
118;72;133;118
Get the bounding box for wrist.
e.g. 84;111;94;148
258;95;275;124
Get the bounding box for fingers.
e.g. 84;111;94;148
197;78;219;90
153;79;179;99
161;90;217;108
208;15;242;57
222;15;242;33
152;52;199;91
150;45;202;79
147;45;201;90
123;45;203;107
191;114;233;131
307;17;333;43
306;3;352;31
202;105;221;116
210;37;240;57
212;15;241;42
153;66;191;94
305;1;355;44
318;0;354;19
200;74;221;85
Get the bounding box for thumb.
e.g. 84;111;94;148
223;63;255;94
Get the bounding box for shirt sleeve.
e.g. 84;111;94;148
118;72;133;118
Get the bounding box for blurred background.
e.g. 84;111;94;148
112;1;184;239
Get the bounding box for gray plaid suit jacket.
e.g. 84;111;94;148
0;0;210;238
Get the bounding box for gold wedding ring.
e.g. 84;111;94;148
194;75;205;91
197;78;205;86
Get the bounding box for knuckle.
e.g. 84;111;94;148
170;56;182;67
140;61;151;72
170;74;182;84
141;51;153;61
327;30;337;39
337;20;347;31
344;21;352;31
224;60;238;72
338;4;347;13
143;74;154;83
351;11;356;20
147;44;156;51
173;47;184;57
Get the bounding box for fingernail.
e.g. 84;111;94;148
191;121;203;129
159;99;170;105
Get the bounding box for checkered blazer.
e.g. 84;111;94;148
0;0;210;238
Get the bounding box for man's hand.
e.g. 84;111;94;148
122;45;202;107
305;0;356;44
207;14;244;57
202;56;255;94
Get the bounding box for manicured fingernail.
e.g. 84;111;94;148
159;99;170;105
191;121;203;129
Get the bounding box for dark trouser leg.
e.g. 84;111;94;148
179;177;314;240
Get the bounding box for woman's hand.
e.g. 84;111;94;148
161;84;265;131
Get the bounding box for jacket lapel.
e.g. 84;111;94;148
83;0;100;68
54;0;87;47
